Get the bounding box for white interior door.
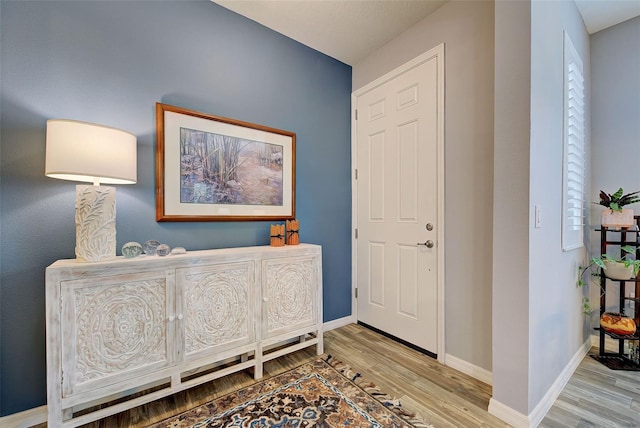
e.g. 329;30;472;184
353;46;444;357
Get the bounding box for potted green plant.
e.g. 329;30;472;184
578;245;640;314
594;245;640;279
598;188;640;229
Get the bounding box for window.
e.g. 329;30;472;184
562;31;585;251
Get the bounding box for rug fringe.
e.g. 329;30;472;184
324;356;435;428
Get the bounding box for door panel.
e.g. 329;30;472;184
355;49;442;355
61;271;172;396
262;256;318;338
176;261;255;362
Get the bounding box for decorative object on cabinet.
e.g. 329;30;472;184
155;103;296;222
286;219;300;245
143;240;161;255
156;243;171;256
597;188;640;229
46;244;323;427
45;119;137;262
270;224;285;247
170;246;187;255
590;216;640;371
121;242;143;259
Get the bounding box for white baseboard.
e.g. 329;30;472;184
528;337;591;425
488;336;591;427
488;398;531;428
0;316;357;427
0;405;47;428
323;315;355;331
444;353;493;385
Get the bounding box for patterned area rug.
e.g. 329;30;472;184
148;355;433;427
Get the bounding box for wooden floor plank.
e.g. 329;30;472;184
31;324;640;427
541;348;640;427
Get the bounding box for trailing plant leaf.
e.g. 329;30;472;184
578;260;602;316
591;257;606;270
621;245;636;256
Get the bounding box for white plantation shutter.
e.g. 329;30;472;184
562;32;585;251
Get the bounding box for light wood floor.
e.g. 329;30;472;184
34;323;640;427
540;348;640;428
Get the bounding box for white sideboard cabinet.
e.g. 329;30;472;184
46;244;322;427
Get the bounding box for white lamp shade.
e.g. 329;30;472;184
45;119;137;185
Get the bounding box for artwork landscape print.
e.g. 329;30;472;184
180;128;283;206
156;103;295;221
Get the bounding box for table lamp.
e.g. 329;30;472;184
45;119;137;262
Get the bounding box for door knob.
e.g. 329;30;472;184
417;240;434;248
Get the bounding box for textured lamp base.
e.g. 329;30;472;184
75;185;116;262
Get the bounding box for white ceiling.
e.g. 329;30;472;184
213;0;640;66
574;0;640;34
213;0;447;65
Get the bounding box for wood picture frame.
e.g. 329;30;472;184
156;103;295;221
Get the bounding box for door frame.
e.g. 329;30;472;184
351;44;445;363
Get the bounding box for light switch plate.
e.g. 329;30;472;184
535;205;542;228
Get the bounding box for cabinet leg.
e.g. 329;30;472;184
47;407;62;427
316;329;324;355
255;344;263;379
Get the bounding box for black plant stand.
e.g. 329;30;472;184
592;216;640;371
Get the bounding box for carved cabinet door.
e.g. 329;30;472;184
176;260;256;362
60;270;174;397
262;255;320;339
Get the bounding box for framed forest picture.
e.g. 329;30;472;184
155;103;295;221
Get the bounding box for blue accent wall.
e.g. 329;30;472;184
0;0;351;415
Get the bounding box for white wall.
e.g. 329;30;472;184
529;0;590;412
492;0;591;420
591;16;640;203
353;0;495;373
590;17;640;322
492;0;531;416
355;0;595;423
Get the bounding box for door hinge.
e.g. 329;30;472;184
355;109;358;120
355;169;358;180
355;288;358;299
355;228;358;239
